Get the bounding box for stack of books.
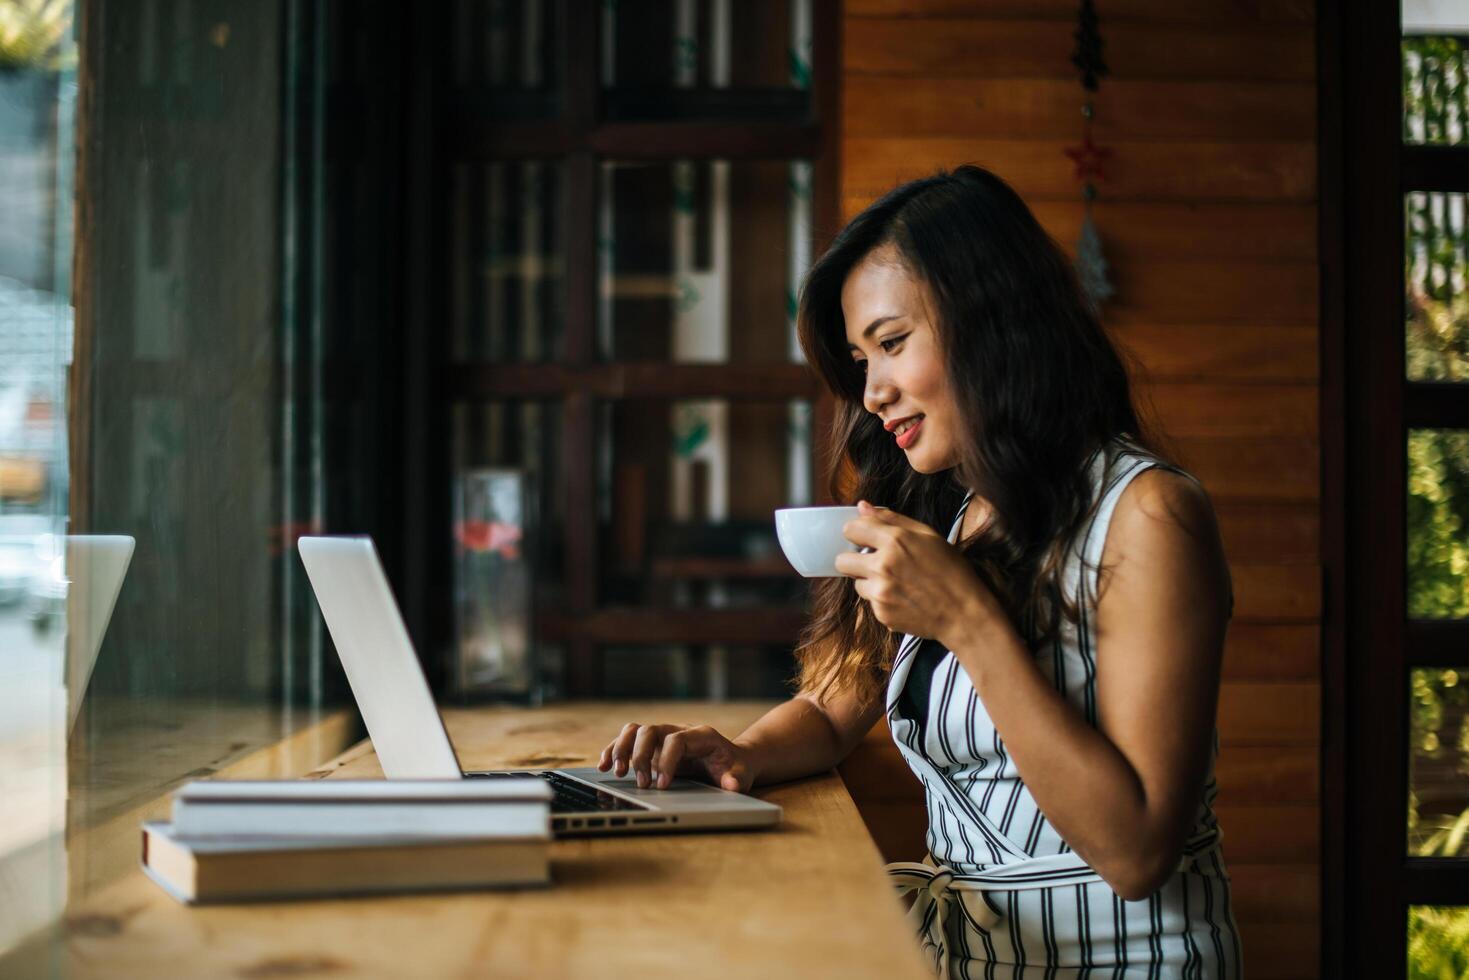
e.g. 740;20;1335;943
142;778;552;904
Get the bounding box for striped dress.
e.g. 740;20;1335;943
884;439;1242;978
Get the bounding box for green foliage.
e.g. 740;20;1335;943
1403;35;1469;976
0;0;73;72
1407;430;1469;619
1403;36;1467;145
1410;906;1469;980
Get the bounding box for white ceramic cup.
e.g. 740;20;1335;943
774;505;865;578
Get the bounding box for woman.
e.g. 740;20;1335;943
598;165;1242;976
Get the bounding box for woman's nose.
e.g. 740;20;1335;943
863;368;897;416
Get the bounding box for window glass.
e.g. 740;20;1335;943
1408;429;1469;618
450;160;565;363
1404;35;1469;147
1405;192;1469;381
602;0;813;121
1409;906;1469;976
0;0;76;948
1410;668;1469;856
601;644;797;700
599;158;813;365
451;0;559;119
599;395;814;613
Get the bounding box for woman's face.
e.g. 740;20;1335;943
842;244;963;474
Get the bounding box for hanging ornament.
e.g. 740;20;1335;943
1065;0;1114;313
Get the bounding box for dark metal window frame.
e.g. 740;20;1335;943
400;1;842;697
1324;3;1469;974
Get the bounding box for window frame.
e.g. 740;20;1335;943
1326;3;1469;974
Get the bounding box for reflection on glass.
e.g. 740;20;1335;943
599;397;812;611
1408;430;1469;618
451;160;564;363
0;0;76;954
1404;35;1469;147
451;0;557;93
453;401;563;606
599;158;812;364
1410;668;1469;856
602;0;813;120
601;644;796;700
1406;192;1469;381
1409;906;1469;976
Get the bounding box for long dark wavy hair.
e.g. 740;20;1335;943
793;164;1164;710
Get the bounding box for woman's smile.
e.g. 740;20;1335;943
888;414;925;449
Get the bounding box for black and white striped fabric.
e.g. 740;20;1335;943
884;439;1243;977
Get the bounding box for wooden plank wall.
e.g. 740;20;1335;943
836;1;1319;975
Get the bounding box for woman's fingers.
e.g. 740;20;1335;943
833;550;870;578
654;730;694;789
841;516;889;549
608;722;641;777
628;724;668;788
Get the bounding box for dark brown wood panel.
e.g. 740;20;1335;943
1110;323;1318;383
847;18;1314;81
1229;563;1321;622
1223;624;1320;682
1229;864;1320;924
1032;202;1318;263
1108;261;1318;323
844;138;1316;204
845;0;1313;23
1171;438;1320;502
1214;746;1318;804
1139;382;1318;439
1214;502;1320;562
1214;805;1319;864
1240;922;1322;980
1218;683;1319;746
844;78;1316;140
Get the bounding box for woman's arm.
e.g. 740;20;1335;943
943;469;1231;900
599;683;885;791
733;685;886;787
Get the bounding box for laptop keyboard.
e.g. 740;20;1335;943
466;770;648;813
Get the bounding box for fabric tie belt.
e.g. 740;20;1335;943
885;831;1223;980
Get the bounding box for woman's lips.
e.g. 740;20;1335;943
895;416;924;449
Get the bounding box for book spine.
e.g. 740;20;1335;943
172;801;549;839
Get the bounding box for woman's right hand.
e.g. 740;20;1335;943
596;722;756;793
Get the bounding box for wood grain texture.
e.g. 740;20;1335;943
1139;381;1318;439
1222;624;1319;681
1229;863;1319;923
57;703;932;980
1112;322;1318;383
1034;201;1319;262
845;0;1314;23
1215;805;1319;864
846;18;1314;81
844;77;1316;140
844;138;1316;203
1170;438;1320;502
1214;502;1321;561
1217;683;1319;746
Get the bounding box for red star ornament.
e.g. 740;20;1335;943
1064;133;1113;182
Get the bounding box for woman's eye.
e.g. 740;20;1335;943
878;335;907;353
853;360;868;373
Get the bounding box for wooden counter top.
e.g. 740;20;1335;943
55;701;932;980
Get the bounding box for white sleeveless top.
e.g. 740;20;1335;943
884;438;1241;975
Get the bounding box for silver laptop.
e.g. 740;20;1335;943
297;535;781;837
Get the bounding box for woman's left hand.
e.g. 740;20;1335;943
833;500;999;647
